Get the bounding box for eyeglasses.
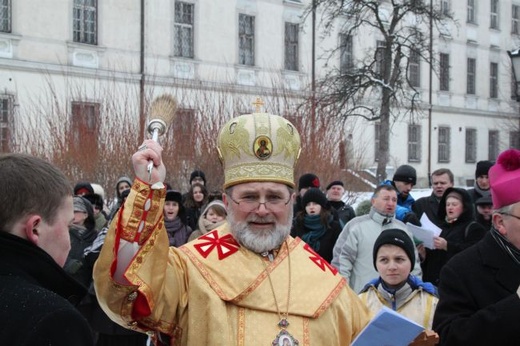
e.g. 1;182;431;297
499;212;520;221
228;194;291;213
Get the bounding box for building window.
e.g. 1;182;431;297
513;5;520;34
0;0;11;33
467;0;476;23
285;23;299;71
467;58;476;94
73;0;97;45
340;33;354;72
71;102;99;152
441;0;450;15
490;0;499;29
174;2;194;58
510;131;520;149
488;130;499;161
375;40;386;78
238;14;255;66
438;126;450;163
0;96;12;152
440;53;450;91
374;123;380;162
408;49;421;88
465;128;477;163
408;124;421;162
490;62;498;98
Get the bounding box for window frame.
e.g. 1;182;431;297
339;33;354;73
490;0;499;29
174;1;195;58
488;130;499;161
238;13;255;66
408;124;421;162
408;49;421;88
284;22;299;71
490;62;499;99
467;58;476;95
467;0;476;24
374;123;381;162
513;4;520;34
439;53;450;91
465;128;477;163
0;0;11;33
438;126;451;163
73;0;98;45
0;95;12;152
375;40;386;78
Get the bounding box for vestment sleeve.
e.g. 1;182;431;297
93;179;187;337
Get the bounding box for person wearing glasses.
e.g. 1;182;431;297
432;149;520;345
93;111;371;345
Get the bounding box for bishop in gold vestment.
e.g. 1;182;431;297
94;110;370;345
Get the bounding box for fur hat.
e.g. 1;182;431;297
373;228;415;271
165;190;183;204
489;149;520;209
83;193;103;209
190;170;206;185
326;180;344;190
475;160;494;178
302;188;328;209
298;173;320;191
393;165;417;186
217;112;301;189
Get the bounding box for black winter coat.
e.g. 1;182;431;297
421;187;486;285
433;232;520;345
0;231;93;346
412;193;443;227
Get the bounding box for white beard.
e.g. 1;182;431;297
227;206;293;253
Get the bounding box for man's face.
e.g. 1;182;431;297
224;182;294;253
393;181;413;198
476;175;490;190
326;185;344;202
191;176;205;186
477;204;493;220
372;189;398;215
432;173;453;198
494;202;520;249
37;196;74;267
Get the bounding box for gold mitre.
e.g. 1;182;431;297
217;112;301;189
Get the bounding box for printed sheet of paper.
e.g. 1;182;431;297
407;223;436;249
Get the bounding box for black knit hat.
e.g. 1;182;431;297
326;180;344;190
475;195;493;206
475;160;494;178
373;229;415;271
302;188;328;209
393;165;417;186
298;173;320;191
190;170;206;185
83;193;104;209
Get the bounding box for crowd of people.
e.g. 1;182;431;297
2;108;520;346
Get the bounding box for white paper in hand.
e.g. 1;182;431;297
352;306;424;346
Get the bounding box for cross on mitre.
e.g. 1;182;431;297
252;97;264;113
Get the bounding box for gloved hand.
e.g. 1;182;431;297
403;212;421;226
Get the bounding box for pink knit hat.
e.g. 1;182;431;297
489;149;520;209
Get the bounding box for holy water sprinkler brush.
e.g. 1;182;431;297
146;94;177;180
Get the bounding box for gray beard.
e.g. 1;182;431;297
227;206;293;253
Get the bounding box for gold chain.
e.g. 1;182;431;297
260;241;291;324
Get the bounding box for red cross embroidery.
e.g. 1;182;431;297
303;243;338;275
193;230;240;260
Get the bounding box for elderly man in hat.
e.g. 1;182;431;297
433;149;520;345
93;111;370;345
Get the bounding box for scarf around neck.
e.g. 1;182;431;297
302;214;328;251
165;217;190;247
491;227;520;267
